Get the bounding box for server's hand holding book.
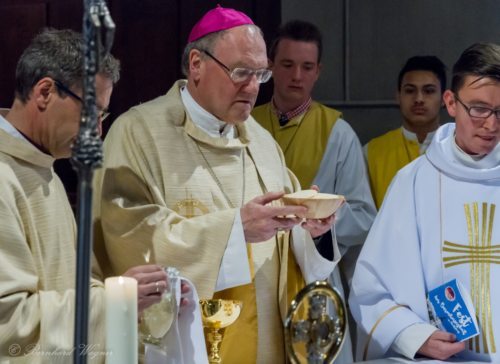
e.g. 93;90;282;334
427;279;479;341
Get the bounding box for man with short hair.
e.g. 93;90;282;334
365;55;447;208
95;6;340;363
350;43;500;362
252;20;376;363
0;28;168;362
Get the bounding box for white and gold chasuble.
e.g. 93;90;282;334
350;123;500;362
94;80;338;363
0;127;105;363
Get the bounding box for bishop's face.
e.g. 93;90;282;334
444;76;500;155
188;25;268;124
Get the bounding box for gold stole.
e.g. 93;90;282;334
366;129;420;209
252;102;340;189
213;245;259;362
201;130;305;362
213;237;305;363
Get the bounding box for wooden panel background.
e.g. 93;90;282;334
0;0;281;204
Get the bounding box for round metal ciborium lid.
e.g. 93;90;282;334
199;299;242;329
285;280;346;364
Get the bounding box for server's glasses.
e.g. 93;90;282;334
454;93;500;120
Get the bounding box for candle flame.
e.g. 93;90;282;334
143;250;151;263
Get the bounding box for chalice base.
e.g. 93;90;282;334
207;328;222;364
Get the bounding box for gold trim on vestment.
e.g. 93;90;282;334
362;304;409;361
173;194;209;218
487;205;496;352
442;202;497;353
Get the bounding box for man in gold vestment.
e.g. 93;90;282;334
94;6;340;363
365;56;447;209
252;21;376;363
0;29;169;363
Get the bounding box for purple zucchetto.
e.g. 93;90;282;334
188;4;254;43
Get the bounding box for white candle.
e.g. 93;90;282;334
105;276;138;363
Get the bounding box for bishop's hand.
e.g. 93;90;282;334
301;214;336;238
301;184;336;238
241;191;306;243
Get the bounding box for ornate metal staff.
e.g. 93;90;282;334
72;1;114;362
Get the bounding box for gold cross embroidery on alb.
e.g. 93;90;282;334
442;202;499;354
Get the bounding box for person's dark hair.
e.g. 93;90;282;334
268;20;322;63
451;42;500;93
15;28;120;103
398;56;447;93
181;24;263;77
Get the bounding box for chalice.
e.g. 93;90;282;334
199;299;242;364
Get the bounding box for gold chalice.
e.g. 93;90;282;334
199;299;242;364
